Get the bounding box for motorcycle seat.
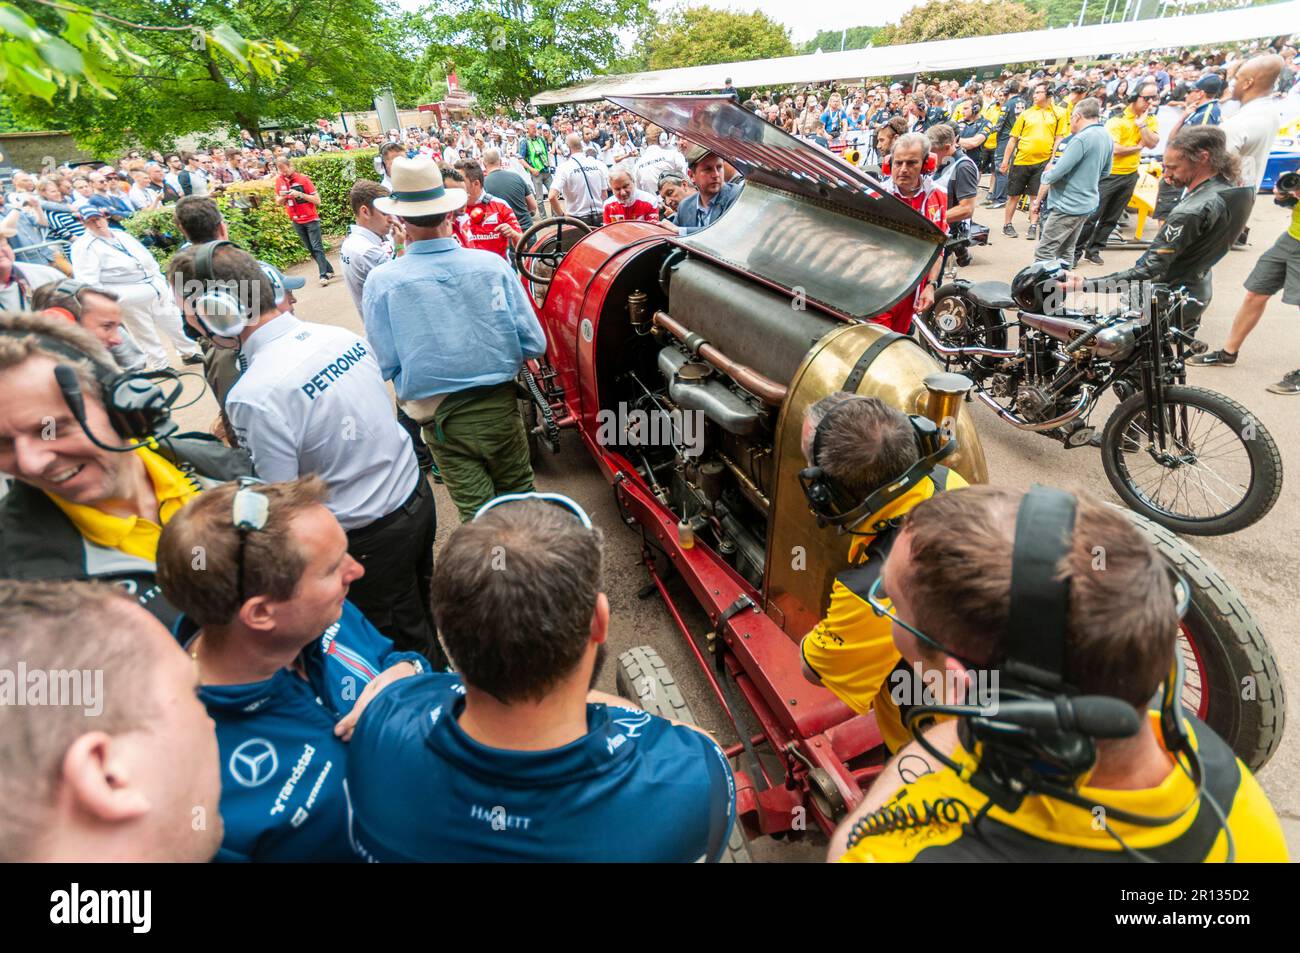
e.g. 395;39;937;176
965;281;1017;310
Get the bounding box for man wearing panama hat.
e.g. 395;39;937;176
362;157;547;522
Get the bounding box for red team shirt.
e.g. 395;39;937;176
455;193;521;258
875;178;948;333
603;190;660;225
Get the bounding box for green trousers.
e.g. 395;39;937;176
420;382;534;521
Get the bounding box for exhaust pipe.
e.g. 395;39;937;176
972;386;1096;432
913;313;1019;359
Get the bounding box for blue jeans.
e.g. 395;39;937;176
990;139;1010;203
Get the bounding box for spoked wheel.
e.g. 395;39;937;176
616;646;754;863
515;215;592;301
1101;385;1282;536
1122;509;1285;771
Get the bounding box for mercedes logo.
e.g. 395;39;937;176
229;738;278;788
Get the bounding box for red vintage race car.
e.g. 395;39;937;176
511;96;1283;851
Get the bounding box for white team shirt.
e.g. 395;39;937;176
339;224;394;315
635;145;688;195
552;153;609;217
225;315;419;530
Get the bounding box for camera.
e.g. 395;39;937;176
1276;170;1299;208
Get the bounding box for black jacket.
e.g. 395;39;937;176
1098;176;1253;289
0;434;253;635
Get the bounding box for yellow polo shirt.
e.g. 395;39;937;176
1106;105;1159;176
980;101;1003;150
1010;104;1069;166
800;470;968;753
840;713;1289;863
49;447;202;562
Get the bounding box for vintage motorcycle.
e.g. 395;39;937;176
915;258;1282;536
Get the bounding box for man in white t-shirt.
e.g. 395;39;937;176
549;133;610;226
1221;55;1285;191
635;132;688;196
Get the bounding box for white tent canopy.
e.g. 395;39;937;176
532;2;1298;106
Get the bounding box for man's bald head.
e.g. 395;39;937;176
566;132;584;153
1232;54;1283;104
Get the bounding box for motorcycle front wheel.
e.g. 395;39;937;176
1101;385;1283;536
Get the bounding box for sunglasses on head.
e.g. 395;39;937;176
232;477;269;605
472;491;593;529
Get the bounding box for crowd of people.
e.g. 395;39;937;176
0;37;1296;864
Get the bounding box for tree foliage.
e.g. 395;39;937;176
7;0;417;154
0;0;293;104
420;0;653;110
645;6;795;71
874;0;1045;46
799;25;880;54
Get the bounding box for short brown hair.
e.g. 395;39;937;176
0;311;114;397
156;476;330;628
432;500;604;704
807;393;918;501
897;486;1176;707
349;179;390;218
30;281;119;323
453;159;484;185
173;195;225;244
0;580;154;861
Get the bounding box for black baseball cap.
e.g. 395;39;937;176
1195;74;1224;96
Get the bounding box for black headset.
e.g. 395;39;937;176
798;398;955;533
0;327;179;451
905;485;1233;861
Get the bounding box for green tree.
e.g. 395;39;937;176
420;0;654;110
0;0;293;104
874;0;1045;46
645;6;795;71
7;0;416;153
799;25;879;54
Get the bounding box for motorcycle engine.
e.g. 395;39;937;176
1015;383;1059;421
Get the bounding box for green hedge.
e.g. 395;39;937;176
124;149;380;271
292;149;381;234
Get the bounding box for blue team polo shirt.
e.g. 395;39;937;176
346;673;737;862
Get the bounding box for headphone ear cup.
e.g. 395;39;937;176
43;307;78;325
881;158;891;176
924;153;937;174
195;288;249;338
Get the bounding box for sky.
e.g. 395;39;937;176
392;0;928;45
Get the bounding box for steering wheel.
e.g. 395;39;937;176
515;216;593;284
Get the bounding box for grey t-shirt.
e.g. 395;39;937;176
484;169;534;230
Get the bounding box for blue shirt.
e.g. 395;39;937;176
1041;122;1113;216
193;601;431;862
361;237;547;401
346;673;738;862
675;180;743;236
1186;101;1222;127
87;193;134;230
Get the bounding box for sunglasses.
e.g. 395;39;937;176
865;566;1192;671
472;491;593;529
232;476;270;605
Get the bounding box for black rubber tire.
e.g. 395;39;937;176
616;645;754;863
1101;385;1283;536
922;284;1008;370
1120;507;1285;771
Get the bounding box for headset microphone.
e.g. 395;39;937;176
975;696;1142;740
53;364;176;453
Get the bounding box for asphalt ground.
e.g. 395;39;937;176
163;192;1300;862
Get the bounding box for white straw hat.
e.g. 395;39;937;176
373;156;467;217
